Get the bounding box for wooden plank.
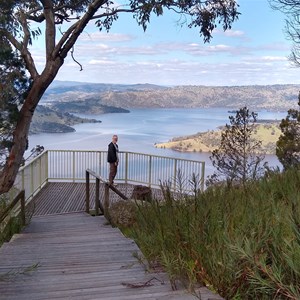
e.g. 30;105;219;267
0;212;223;300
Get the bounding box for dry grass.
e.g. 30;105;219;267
156;122;281;154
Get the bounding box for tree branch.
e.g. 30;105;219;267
40;0;56;59
58;0;108;59
3;31;39;79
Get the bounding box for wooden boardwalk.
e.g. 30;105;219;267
0;213;223;300
0;183;224;299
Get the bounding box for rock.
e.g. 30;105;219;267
131;185;152;202
108;200;136;228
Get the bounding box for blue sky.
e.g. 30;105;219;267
31;0;300;86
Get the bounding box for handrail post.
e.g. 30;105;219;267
20;190;26;226
85;171;90;214
95;178;100;216
104;183;110;220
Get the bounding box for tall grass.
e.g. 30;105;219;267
124;169;300;299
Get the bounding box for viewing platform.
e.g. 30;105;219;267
0;150;224;299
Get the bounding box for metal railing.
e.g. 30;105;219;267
10;150;205;203
47;150;205;191
10;151;48;202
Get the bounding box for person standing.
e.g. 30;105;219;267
107;135;119;185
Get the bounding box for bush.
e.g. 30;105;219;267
124;169;300;299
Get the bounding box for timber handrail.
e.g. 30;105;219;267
0;190;25;226
85;169;128;216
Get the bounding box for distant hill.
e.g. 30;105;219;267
51;99;130;114
44;81;167;95
42;82;300;111
30;105;100;134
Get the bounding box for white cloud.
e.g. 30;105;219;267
213;29;247;40
55;54;300;86
224;30;245;37
89;59;117;65
79;32;134;43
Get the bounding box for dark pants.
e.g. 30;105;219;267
109;163;117;184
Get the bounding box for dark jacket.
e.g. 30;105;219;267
107;142;118;163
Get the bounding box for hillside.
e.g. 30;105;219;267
156;122;282;154
30;105;101;134
51;98;130;114
42;83;300;111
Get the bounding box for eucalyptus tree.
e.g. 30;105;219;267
276;93;300;169
207;107;267;188
0;0;239;194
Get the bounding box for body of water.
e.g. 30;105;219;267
28;108;286;176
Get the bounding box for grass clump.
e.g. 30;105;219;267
125;169;300;299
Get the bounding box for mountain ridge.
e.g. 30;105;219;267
43;82;300;111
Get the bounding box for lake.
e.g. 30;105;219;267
28;108;286;177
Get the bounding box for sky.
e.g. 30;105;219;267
31;0;300;86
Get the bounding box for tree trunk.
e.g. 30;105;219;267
0;58;64;194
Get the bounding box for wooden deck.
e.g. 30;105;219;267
0;183;224;299
30;182;164;216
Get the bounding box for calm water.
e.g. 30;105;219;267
28;108;286;176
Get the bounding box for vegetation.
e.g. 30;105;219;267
208;107;267;187
0;34;29;169
0;0;239;195
276;94;300;169
123;169;300;299
271;0;300;66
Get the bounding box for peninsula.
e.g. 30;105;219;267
156;122;282;155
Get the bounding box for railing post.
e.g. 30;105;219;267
31;162;34;195
20;190;26;226
173;159;177;190
72;151;76;182
45;151;49;183
148;155;152;187
39;155;42;189
125;152;128;184
201;161;205;191
85;171;90;214
95;178;100;216
104;183;110;220
21;168;25;191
